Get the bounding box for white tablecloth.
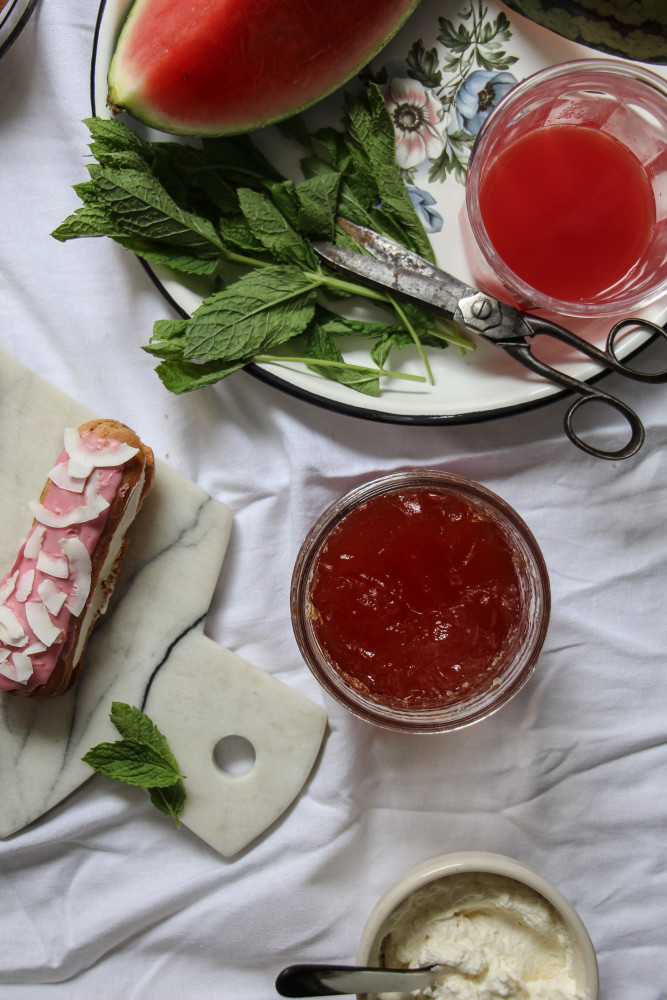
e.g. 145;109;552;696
1;2;666;998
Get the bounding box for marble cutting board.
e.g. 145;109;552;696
0;350;327;856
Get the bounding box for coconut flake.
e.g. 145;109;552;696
37;579;67;616
60;537;92;617
48;461;87;494
29;491;110;529
64;427;138;479
0;657;20;682
0;571;19;605
25;641;47;655
15;570;35;602
0;606;28;646
25;602;61;647
9;652;33;684
24;524;45;560
36;550;70;579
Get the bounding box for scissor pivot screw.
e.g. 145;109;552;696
471;298;493;320
456;292;502;331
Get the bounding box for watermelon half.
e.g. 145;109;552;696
107;0;421;136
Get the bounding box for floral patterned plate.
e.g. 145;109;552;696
91;0;667;424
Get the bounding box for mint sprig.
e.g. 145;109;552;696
82;702;186;827
53;84;473;397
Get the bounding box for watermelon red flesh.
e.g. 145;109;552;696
108;0;420;136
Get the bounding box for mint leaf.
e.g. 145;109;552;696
82;737;183;788
109;701;180;771
202;133;284;185
83;703;187;826
295;172;341;241
88;164;224;253
262;179;301;230
237;187;315;268
218;212;267;254
371;329;416;368
55;111;469;398
182;266;318;361
342;85;434;261
152;141;239;215
149;781;187;827
84;116;154;162
154;357;246;393
305;324;380;397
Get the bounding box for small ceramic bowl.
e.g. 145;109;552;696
291;470;550;733
357;851;599;1000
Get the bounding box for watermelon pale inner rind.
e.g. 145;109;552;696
107;0;421;136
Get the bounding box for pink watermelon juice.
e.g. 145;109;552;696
477;124;655;305
463;61;667;318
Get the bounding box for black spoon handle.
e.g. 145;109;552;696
275;963;439;997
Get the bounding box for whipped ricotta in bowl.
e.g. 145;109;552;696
358;854;597;1000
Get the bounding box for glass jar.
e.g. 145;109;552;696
462;59;667;318
291;470;550;733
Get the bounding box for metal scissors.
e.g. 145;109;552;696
312;217;667;460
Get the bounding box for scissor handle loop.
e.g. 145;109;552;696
522;315;667;382
605;318;667;381
563;390;645;461
501;339;646;460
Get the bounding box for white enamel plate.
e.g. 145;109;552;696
90;0;667;424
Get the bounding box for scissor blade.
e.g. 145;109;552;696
336;216;444;277
312;241;468;320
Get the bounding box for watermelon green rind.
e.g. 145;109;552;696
502;0;667;65
107;0;421;137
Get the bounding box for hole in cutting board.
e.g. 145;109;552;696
213;735;256;776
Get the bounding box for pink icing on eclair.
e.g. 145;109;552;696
0;421;154;698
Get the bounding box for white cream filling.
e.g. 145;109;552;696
69;469;146;672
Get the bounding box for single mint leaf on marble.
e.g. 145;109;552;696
82;737;183;788
83;704;187;826
149;780;187;827
109;702;180;772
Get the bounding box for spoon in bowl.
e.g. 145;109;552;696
275;962;442;997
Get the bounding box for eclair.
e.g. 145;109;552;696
0;419;154;699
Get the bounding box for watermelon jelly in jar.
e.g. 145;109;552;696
461;60;667;319
290;471;550;733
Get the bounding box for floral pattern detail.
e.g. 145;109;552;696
406;184;444;233
383;78;447;170
375;0;520;186
454;69;517;135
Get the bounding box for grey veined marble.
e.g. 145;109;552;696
0;351;326;857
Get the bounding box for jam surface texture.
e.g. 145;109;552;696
308;487;524;707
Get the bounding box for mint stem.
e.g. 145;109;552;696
388;295;435;384
252;355;427;382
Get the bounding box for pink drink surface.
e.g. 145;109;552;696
478;124;655;303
